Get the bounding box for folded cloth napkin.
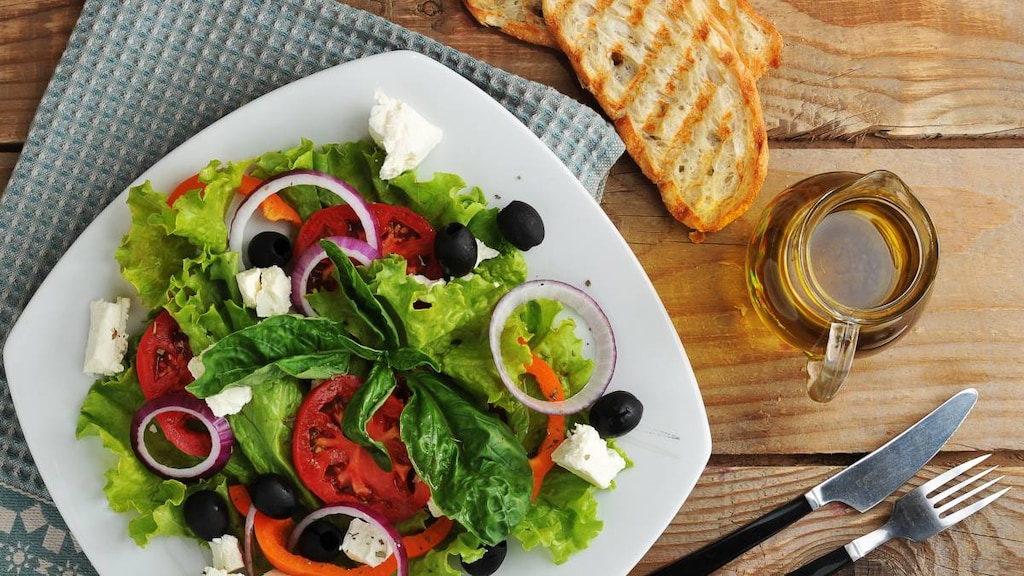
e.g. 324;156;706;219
0;0;623;573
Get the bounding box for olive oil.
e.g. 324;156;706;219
807;200;919;311
746;172;935;357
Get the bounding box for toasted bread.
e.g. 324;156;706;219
462;0;559;48
543;0;770;233
718;0;782;77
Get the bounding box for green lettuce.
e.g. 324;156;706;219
512;468;603;564
164;248;256;353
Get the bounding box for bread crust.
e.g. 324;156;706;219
543;0;771;232
463;0;559;48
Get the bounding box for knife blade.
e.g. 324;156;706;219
652;388;978;576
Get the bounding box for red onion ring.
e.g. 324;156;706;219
488;280;616;415
287;503;408;576
129;393;234;480
229;170;379;267
290;235;382;317
242;505;256;576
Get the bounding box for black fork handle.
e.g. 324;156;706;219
652;495;814;575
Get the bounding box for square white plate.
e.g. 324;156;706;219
4;50;711;575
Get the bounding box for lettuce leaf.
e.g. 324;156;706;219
164;248;256;353
511;468;603;564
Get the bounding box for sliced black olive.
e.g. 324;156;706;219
435;222;478;278
497;200;544;250
248;231;292;268
589;390;644;438
296;519;343;562
461;540;508;576
183;490;229;541
248;473;299;519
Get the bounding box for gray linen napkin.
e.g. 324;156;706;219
0;0;623;573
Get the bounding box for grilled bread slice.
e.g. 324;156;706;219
462;0;559;48
718;0;782;77
543;0;770;232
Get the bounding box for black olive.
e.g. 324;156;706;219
296;519;343;562
589;390;644;438
248;231;292;268
497;201;544;251
461;540;508;576
434;223;478;278
248;473;299;519
183;490;229;541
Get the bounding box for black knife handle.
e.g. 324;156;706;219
785;547;854;576
653;495;813;575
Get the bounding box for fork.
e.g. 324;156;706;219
786;454;1010;576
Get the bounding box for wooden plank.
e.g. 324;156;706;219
635;461;1024;574
0;152;16;195
0;0;83;144
604;147;1024;454
751;0;1024;139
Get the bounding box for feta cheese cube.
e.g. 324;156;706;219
236;266;291;317
551;423;627;489
205;386;253;418
210;534;244;572
342;518;393;567
202;568;237;576
426;496;445;518
368;90;443;180
83;297;131;375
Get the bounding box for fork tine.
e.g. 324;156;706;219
935;472;1003;515
937;486;1011;528
931;464;997;504
920;453;992;494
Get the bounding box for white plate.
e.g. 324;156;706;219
4;50;711;576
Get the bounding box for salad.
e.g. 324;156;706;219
76;96;643;576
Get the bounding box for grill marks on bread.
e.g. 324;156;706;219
543;0;772;232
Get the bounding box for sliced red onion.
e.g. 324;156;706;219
488;280;616;415
242;505;256;576
229;170;379;268
290;235;382;317
287;503;408;576
129;393;234;480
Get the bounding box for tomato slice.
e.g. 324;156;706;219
136;311;211;457
293;203;442;278
292;374;431;523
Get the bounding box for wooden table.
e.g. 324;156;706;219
2;1;1022;574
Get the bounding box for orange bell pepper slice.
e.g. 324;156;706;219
522;353;567;499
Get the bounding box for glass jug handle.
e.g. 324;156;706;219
807;321;860;402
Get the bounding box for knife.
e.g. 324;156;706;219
652;388;978;576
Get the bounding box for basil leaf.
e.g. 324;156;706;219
341;361;396;471
401;372;532;546
388;347;440;372
186;315;382;398
322;239;399;349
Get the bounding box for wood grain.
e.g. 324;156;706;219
750;0;1024;139
636;461;1024;575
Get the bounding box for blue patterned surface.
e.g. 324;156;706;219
0;0;623;573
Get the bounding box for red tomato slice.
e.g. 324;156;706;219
293;203;442;278
136;311;211;457
291;374;430;523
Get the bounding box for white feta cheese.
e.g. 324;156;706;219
368;90;443;180
342;518;393;568
83;297;131;375
187;355;206;380
426;496;445;518
474;239;500;268
236;265;292;317
551;423;627;489
205;386;253;418
210;534;244;572
202;568;237;576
